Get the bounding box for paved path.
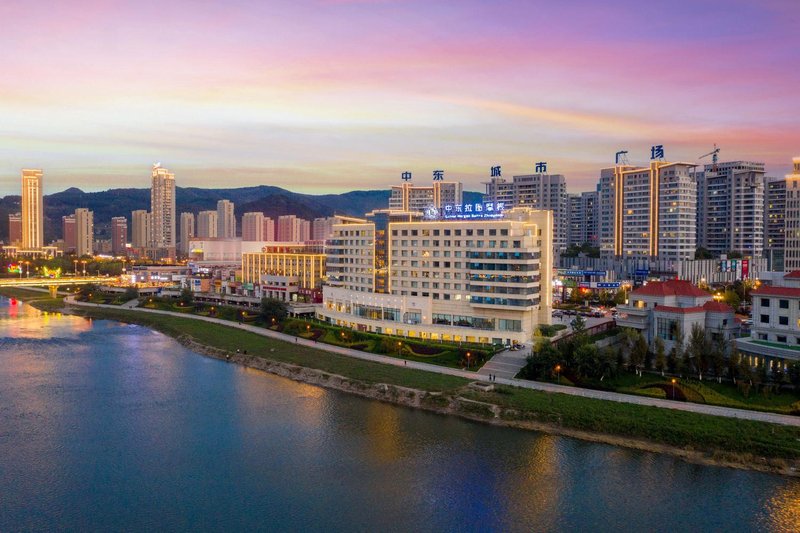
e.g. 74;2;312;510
64;297;800;427
478;349;530;380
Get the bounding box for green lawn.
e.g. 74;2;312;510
461;386;800;460
73;307;469;392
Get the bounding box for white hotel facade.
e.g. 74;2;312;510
317;206;553;346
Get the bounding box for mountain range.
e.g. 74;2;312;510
0;186;483;242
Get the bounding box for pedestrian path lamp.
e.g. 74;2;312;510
555;364;561;384
671;378;677;400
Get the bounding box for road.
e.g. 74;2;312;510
65;296;800;428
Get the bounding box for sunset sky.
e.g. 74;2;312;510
1;0;798;195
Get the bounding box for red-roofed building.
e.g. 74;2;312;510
617;280;737;352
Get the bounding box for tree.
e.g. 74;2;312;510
78;283;98;301
613;289;627;305
687;323;709;376
260;297;288;324
629;332;648;371
694;246;714;260
178;287;194;306
575;343;600;379
722;290;741;311
654;337;666;373
124;286;139;300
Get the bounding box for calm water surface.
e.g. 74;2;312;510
1;297;799;532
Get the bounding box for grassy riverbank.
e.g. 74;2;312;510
64;304;800;466
4;289;799;469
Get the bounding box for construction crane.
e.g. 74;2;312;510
699;144;720;171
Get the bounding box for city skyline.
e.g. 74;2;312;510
1;0;798;195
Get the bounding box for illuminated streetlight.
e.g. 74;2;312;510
555;364;561;384
671;378;677;400
466;351;471;369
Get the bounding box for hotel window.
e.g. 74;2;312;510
760;314;769;324
777;335;787;343
780;299;789;309
779;316;789;326
761;298;770;307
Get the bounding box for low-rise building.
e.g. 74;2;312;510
616;279;737;353
737;271;800;367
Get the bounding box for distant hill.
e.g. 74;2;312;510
0;186;484;242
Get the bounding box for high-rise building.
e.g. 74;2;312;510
111;216;128;256
62;215;76;253
598;161;697;260
696;161;764;257
566;191;599;247
263;217;275;241
277;215;310;242
484;172;567;252
74;208;94;257
389;181;463;211
765;177;787;271
782;158;800;271
179;212;195;254
196;211;218;238
150;164;176;250
216;199;236;239
242;212;265;241
131;210;152;249
7;213;22;245
21;169;44;250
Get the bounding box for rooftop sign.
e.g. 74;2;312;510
424;202;506;220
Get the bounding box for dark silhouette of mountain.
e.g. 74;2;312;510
0;185;484;243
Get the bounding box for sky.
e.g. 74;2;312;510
1;0;798;195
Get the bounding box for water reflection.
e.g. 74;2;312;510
2;296;800;532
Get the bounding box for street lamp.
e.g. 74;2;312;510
397;341;402;356
466;351;471;369
671;378;677;400
555;364;561;384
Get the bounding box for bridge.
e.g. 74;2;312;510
0;276;117;297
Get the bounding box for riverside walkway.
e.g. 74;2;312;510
65;296;800;428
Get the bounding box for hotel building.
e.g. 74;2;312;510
242;243;327;302
389;181;463;211
598;161;697;260
318;207;553;345
21;169;44;250
696;161;764;257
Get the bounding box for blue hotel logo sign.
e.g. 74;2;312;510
650;145;664;160
424;202;506;220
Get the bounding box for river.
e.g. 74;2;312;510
1;297;799;532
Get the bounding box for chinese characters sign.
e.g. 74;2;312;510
424;202;506;220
